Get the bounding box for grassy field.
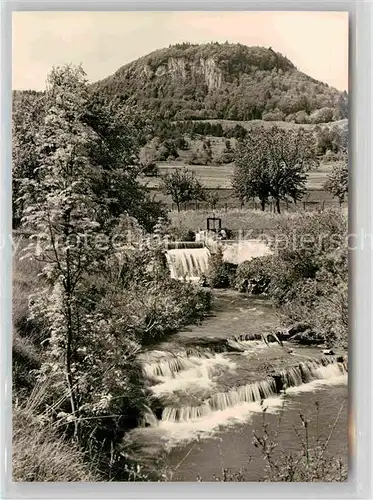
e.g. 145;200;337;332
140;118;347;208
142;158;341;210
143;160;334;190
168;206;348;237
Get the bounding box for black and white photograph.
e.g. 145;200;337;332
11;11;349;482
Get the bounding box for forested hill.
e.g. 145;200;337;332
93;42;348;124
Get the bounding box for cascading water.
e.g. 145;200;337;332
142;350;238;397
280;358;346;389
166;247;211;280
125;291;348;479
140;344;347;426
161;378;278;423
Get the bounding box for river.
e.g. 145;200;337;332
124;290;348;481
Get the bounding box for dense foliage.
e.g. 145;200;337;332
234;256;272;294
13;65;212;481
253;210;347;347
324;152;348;203
12;81;165;232
93;43;348;123
232;126;318;212
161;167;206;211
206;247;237;288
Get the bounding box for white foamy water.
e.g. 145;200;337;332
222;240;272;265
134;356;348;448
166;247;210;280
129;397;285;451
149;354;237;396
132;373;347;450
227;338;270;353
285;368;348;394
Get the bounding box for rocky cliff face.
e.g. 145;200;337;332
141;56;223;90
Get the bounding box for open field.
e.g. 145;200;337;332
143;160;334;191
168;206;348;237
185;118;348;132
151;187;340;212
141;159;342;210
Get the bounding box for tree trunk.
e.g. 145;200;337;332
65;287;79;439
276;198;281;214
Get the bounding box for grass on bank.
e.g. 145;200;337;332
13;384;101;482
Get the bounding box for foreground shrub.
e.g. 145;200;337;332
252;402;347;482
206;247;237;288
234;256;273;294
268;209;348;348
13;391;99;482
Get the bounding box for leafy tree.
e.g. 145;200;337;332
315;125;344;155
219;139;235;164
22;65;115;438
13;79;165;233
12;91;45;225
83;91;165;231
20;66;156;448
205;189;220;210
161;167;205;211
309;107;334;124
232;141;271;211
233;126;318;212
324;153;348;204
201;138;213;164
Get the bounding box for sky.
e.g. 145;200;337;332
12;11;349;92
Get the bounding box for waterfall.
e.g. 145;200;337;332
157;358;347;424
141;348;215;379
142;350;237;396
166;247;211;280
143;356;201;379
161;378;277;422
280;358;346;389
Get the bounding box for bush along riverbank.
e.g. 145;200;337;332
206;208;348;350
12;65;212;482
13;225;212;481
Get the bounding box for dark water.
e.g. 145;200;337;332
169;289;279;344
163;382;348;481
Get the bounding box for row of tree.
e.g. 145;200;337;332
159;126;348;212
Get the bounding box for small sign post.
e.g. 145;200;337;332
207;217;222;233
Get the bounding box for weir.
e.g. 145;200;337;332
166;247;211;280
140;345;347;425
165;238;272;280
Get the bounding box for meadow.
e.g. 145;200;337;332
143;160;334;190
143;158;342;211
